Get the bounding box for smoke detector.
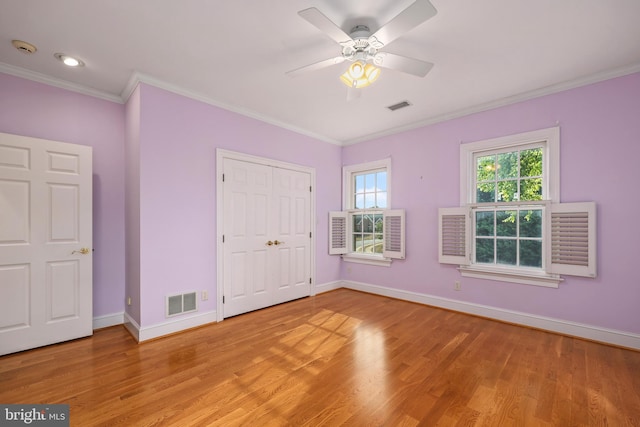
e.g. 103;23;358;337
11;40;37;54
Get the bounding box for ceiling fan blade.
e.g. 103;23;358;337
374;52;434;77
368;0;437;48
286;56;346;77
298;8;354;46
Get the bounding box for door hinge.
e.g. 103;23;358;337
309;186;312;192
222;173;225;182
223;295;225;304
309;232;312;238
309;278;312;284
222;234;225;243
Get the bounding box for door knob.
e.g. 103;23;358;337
266;241;274;246
72;248;91;255
273;240;285;246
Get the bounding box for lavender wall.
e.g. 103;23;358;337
135;84;342;326
3;70;638;337
342;72;640;335
124;85;141;324
0;73;126;318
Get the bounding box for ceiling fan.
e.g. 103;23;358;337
287;0;437;90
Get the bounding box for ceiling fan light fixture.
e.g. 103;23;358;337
340;61;380;89
349;61;365;79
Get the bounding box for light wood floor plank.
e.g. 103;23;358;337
1;289;639;426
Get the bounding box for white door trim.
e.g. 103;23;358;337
215;149;316;321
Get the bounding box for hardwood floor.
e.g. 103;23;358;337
1;289;639;426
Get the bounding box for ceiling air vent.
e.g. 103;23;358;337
387;101;411;111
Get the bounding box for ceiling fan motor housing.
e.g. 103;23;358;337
342;25;379;61
350;25;371;40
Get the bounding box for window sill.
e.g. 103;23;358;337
458;265;563;288
342;253;392;267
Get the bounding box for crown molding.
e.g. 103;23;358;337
0;62;123;103
1;63;339;145
4;60;639;147
121;71;342;146
343;62;640;145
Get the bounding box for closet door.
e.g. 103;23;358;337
223;159;273;317
271;167;311;305
222;159;311;318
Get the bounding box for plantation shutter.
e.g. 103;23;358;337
328;211;348;255
548;202;596;277
438;207;470;265
383;209;405;259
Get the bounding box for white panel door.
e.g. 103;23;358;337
0;132;92;356
223;159;272;316
271;167;311;305
222;158;311;318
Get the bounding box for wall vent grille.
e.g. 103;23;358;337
166;292;198;317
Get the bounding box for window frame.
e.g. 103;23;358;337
460;127;560;206
343;158;392;210
458;127;562;287
342;158;393;266
472;203;546;271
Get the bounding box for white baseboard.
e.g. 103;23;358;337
123;310;218;343
93;312;124;330
314;280;343;295
123;312;141;342
340;280;640;351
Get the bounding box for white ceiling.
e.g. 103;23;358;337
1;0;640;145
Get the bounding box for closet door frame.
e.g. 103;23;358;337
215;149;316;321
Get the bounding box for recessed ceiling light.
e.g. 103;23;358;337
11;40;37;54
54;53;84;67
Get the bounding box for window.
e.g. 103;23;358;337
351;167;387;255
330;159;405;266
439;127;596;287
472;142;546;270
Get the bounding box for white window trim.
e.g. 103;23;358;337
458;127;562;287
341;158;393;266
343;253;392;267
343;158;392;209
458;265;563;288
460;127;560;205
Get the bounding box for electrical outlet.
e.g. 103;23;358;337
127;296;132;306
202;290;208;301
454;281;461;291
